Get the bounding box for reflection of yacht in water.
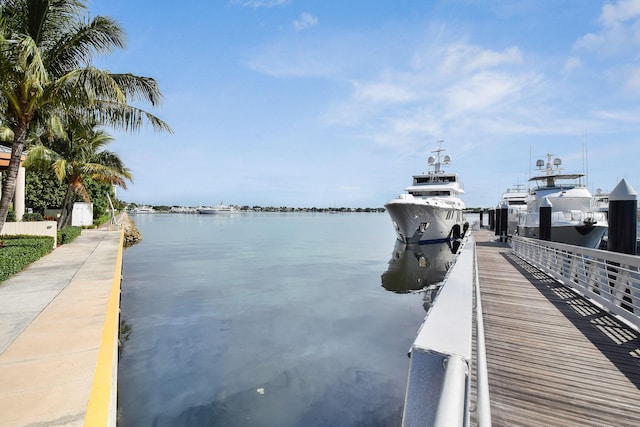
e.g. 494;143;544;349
381;240;459;311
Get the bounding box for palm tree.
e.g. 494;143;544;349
24;121;132;229
0;0;170;232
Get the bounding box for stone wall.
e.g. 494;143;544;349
121;213;142;247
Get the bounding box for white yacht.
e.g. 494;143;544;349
385;143;466;244
130;205;155;214
497;184;528;235
517;154;607;248
197;202;239;214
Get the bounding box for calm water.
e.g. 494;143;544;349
117;213;453;427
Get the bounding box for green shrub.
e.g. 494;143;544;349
0;236;54;282
57;226;82;245
6;209;16;222
22;212;44;221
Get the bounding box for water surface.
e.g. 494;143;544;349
118;213;440;426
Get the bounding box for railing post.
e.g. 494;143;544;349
499;202;508;242
608;179;637;255
539;196;552;242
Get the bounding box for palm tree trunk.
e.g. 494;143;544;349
57;185;75;230
0;130;27;233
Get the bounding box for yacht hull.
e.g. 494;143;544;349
518;224;607;248
385;199;466;244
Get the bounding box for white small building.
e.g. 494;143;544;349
71;202;93;227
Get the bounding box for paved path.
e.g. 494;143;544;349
0;229;122;427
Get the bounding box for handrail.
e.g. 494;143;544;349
402;236;491;427
433;354;468;427
473;241;492;427
511;236;640;332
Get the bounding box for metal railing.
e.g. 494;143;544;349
473;241;492;427
511;236;640;332
402;236;491;427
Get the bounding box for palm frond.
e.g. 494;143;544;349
0;126;14;142
23;143;60;172
110;73;163;106
46;15;126;76
61;67;127;105
89;100;173;133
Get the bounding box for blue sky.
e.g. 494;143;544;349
88;0;640;208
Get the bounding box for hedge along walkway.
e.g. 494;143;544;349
0;229;122;426
0;236;55;282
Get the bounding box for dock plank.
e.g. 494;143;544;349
473;231;640;427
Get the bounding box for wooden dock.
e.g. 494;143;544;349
473;231;640;427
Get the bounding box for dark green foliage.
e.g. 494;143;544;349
22;213;44;221
83;179;115;220
0;236;54;282
25;169;119;222
25;170;67;215
57;226;82;244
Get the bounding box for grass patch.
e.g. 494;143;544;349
0;236;55;282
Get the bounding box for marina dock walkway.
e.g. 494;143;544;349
0;229;122;427
474;230;640;427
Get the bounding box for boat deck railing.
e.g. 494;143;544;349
402;233;640;426
511;236;640;332
402;236;491;427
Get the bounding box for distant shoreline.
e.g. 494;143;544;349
128;206;387;214
127;206;488;214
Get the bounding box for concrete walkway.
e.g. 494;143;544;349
0;229;122;427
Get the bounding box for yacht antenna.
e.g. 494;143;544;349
582;129;589;190
431;140;445;173
528;145;531;191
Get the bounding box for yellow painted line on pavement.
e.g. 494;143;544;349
84;229;124;426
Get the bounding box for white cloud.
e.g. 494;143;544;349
351;80;417;104
438;44;523;76
563;56;582;73
576;0;640;54
244;44;338;78
624;66;640;91
601;0;640;26
231;0;290;8
293;12;318;31
325;40;545;151
443;71;536;116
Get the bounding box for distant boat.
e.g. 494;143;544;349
131;205;155;214
197;202;239;214
517;153;607;248
384;142;467;244
496;184;528;235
